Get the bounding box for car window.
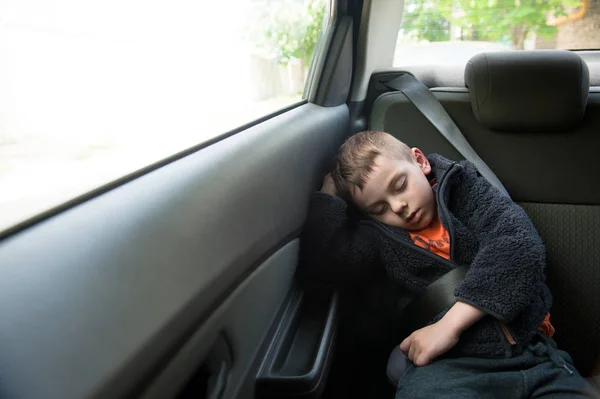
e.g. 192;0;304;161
0;0;330;233
395;0;600;66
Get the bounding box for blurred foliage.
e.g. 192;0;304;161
401;0;582;49
255;0;327;67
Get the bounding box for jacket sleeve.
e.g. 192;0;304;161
299;192;382;285
453;162;547;323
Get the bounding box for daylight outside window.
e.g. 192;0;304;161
395;0;600;66
0;0;329;233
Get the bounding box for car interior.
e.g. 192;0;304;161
0;0;599;398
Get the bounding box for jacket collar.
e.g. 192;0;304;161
427;154;457;183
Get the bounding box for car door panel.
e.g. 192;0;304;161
143;240;300;399
0;103;349;399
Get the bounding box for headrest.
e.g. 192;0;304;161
464;51;589;131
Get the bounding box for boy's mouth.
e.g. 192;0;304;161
407;209;421;223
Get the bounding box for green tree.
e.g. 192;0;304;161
401;2;452;41
262;0;327;68
401;0;581;49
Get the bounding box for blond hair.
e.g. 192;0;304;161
332;131;413;198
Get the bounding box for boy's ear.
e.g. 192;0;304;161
411;148;432;175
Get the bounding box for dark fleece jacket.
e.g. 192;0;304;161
300;154;552;358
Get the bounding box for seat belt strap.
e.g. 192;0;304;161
384;73;510;198
403;265;469;330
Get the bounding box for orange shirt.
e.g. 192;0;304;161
409;214;451;260
539;313;555;337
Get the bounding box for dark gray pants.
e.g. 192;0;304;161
393;334;598;398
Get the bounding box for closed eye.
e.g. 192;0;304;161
370;204;388;216
395;178;407;193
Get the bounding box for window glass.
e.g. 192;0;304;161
0;0;330;232
395;0;600;66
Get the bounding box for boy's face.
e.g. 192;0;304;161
351;148;436;231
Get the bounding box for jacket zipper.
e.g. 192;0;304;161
494;321;515;358
435;163;457;261
499;322;517;345
360;162;459;270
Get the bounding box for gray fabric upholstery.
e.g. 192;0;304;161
465;51;589;132
371;89;600;204
518;202;600;377
370;91;464;161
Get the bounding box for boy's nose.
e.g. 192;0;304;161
390;199;407;214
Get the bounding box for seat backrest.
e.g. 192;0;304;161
370;51;600;377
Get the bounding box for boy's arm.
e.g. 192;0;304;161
299;176;380;284
400;300;485;366
453;161;547;323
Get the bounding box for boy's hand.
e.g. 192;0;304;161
399;320;460;367
320;174;338;196
400;301;486;366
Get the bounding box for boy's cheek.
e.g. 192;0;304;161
382;215;407;229
423;208;435;226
